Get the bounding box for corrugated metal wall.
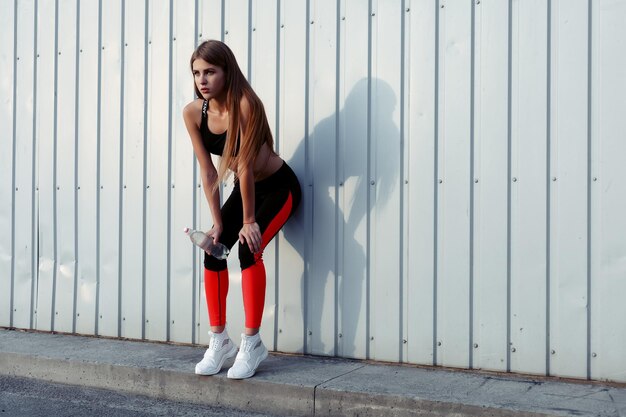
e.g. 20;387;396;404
1;0;625;383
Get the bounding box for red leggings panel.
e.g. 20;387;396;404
204;268;229;326
242;192;294;329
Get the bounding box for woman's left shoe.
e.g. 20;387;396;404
227;333;268;379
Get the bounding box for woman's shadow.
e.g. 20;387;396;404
282;78;399;358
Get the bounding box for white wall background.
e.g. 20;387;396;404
1;0;625;383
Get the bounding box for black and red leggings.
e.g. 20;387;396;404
203;162;301;329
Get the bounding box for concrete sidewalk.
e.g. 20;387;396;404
0;329;624;416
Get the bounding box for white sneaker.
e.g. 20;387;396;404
195;330;237;375
227;333;268;379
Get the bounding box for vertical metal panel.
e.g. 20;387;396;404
436;0;472;368
472;0;509;371
250;0;279;348
0;0;16;327
277;0;308;354
549;0;589;379
120;0;146;340
591;0;626;383
307;0;338;357
144;0;170;342
54;0;78;333
510;0;549;375
405;0;436;366
36;0;55;332
169;0;196;344
75;0;99;335
220;0;250;345
369;0;403;363
98;0;122;337
337;0;368;360
195;0;222;347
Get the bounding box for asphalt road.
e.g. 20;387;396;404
0;376;278;417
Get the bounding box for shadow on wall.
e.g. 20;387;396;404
284;77;399;357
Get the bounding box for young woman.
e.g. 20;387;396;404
183;40;301;379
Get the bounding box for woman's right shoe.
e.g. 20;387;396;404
195;330;238;375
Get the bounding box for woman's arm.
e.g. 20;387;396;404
237;96;262;253
183;101;224;240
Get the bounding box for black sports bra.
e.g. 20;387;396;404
200;99;229;156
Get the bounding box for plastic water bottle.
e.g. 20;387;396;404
183;227;230;260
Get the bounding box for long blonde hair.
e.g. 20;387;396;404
190;40;275;191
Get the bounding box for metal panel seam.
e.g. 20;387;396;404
469;0;476;370
545;0;552;377
118;0;126;338
73;0;81;334
52;0;59;332
585;0;592;382
31;0;40;330
506;0;513;374
433;0;441;367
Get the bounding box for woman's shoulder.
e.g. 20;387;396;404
183;98;205;117
183;98;206;132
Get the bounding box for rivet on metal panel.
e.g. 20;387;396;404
15;187;18;191
279;329;282;333
437;341;442;346
173;37;176;41
438;179;443;184
474;179;479;183
371;12;376;16
552;177;557;181
57;186;60;190
58;51;61;55
124;185;126;189
149;40;152;44
77;313;80;317
146;320;149;323
102;46;105;50
100;315;102;318
477;0;480;4
342;16;345;20
371;180;375;185
172;320;175;324
14;309;16;312
593;177;597;181
199;33;202;37
281;24;284;28
512;177;517;182
339;333;343;338
474;343;478;348
308;330;312;335
123;317;125;321
225;30;229;35
551;349;556;355
310;20;314;24
406;8;410;12
511;347;516;352
101;185;103;189
253;28;256;31
592;352;597;358
172;184;175;189
370;337;374;341
37;54;40;57
403;339;407;344
147;185;150;189
339;182;343;186
56;312;58;315
441;4;445;8
405;180;408;184
77;186;80;190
